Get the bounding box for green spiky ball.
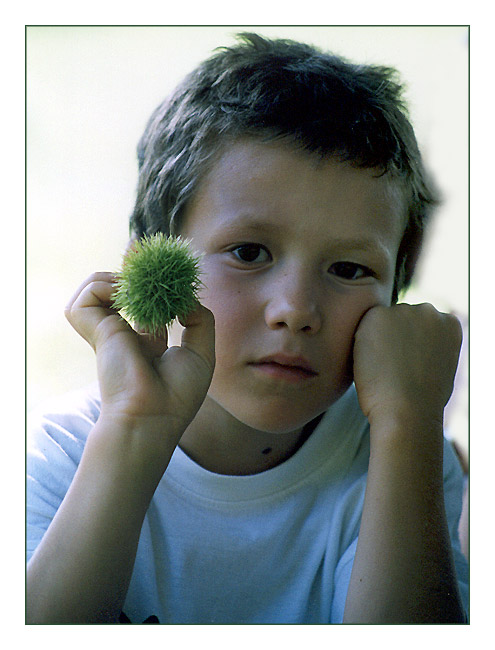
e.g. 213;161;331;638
112;233;203;336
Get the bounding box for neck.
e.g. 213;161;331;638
178;396;322;476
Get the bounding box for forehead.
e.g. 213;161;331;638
182;138;406;242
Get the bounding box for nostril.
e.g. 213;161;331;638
273;321;313;333
265;297;321;334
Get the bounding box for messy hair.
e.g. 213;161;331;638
130;32;438;302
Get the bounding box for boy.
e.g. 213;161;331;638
26;33;468;624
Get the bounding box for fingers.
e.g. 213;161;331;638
358;302;462;344
136;330;169;362
66;273;215;375
65;272;116;313
353;301;463;419
178;302;216;371
65;272;128;348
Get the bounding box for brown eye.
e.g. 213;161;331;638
330;262;372;280
232;244;271;264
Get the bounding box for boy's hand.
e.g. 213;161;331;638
29;273;214;624
65;272;215;449
345;302;465;623
352;303;462;430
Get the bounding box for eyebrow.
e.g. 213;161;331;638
215;215;279;235
216;215;393;259
326;236;392;258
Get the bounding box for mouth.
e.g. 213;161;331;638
249;354;318;383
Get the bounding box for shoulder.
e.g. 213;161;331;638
27;385;102;562
27;384;101;466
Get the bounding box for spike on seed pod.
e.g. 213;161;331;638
112;233;203;337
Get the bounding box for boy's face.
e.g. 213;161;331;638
180;138;405;435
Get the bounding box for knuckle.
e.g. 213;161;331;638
416;302;437;316
203;306;215;326
447;313;463;343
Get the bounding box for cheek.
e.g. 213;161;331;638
331;295;372;338
208;297;252;345
329;292;387;362
198;269;257;345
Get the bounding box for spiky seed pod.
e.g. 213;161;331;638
112;233;203;336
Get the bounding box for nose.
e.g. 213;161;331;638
264;267;322;334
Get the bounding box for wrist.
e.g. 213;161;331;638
367;402;445;458
365;406;447;519
86;412;181;495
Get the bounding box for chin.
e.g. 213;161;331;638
207;373;353;435
221;394;341;435
241;414;314;435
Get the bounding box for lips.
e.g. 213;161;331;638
249;353;318;382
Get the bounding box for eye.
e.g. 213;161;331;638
329;262;374;281
230;244;271;264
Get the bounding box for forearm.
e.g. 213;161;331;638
343;413;465;624
26;416;176;624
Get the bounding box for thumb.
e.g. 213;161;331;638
179;302;216;372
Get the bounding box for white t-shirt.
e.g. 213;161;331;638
27;385;469;624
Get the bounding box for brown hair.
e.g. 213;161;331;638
130;32;438;302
